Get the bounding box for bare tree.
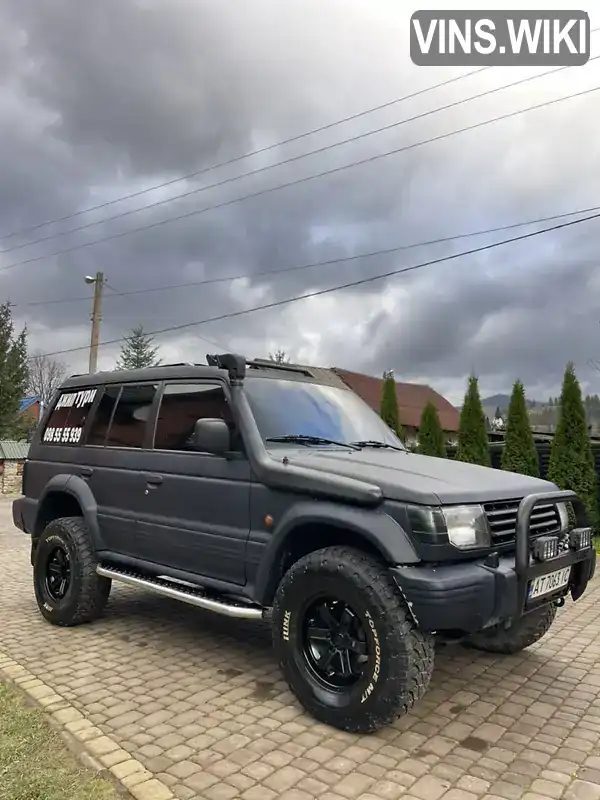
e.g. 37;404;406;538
268;349;290;364
27;350;68;406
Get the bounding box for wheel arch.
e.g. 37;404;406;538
34;475;101;552
254;501;419;606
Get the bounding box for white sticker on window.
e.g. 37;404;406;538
43;426;83;444
54;388;97;410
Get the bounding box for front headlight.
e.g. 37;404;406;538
443;504;490;550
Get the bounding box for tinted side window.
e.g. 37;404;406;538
87;383;158;448
154;383;235;452
105;383;158;449
87;386;121;446
42;388;98;445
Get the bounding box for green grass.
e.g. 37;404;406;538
0;683;121;800
594;537;600;557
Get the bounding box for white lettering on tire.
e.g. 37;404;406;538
282;610;291;641
360;610;382;704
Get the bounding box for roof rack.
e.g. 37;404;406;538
246;358;313;377
69;356;314;384
159;362;195;367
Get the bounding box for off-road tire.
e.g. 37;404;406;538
466;603;557;655
272;546;435;733
33;516;111;626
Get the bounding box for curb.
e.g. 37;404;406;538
0;651;174;800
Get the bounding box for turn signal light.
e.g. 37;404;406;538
533;535;559;562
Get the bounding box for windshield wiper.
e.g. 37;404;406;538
350;440;406;452
266;434;360;450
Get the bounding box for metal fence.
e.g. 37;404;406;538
446;440;600;514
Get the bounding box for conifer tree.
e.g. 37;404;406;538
380;370;403;441
116;325;161;370
418;401;446;458
501;379;539;476
456;375;490;466
0;302;29;439
548;362;598;529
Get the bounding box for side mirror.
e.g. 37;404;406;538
193;418;231;455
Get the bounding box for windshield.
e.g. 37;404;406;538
243;376;405;449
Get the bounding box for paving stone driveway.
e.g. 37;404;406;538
2;499;600;800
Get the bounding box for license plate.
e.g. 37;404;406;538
528;567;571;600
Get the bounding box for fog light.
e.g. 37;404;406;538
533;535;559;562
569;527;592;551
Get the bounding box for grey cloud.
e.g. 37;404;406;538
0;0;598;400
362;247;600;392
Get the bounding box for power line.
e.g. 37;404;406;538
3;55;599;258
2;83;598;277
34;209;600;361
104;281;135;304
13;202;600;308
7;26;598;247
0;66;493;244
103;281;228;352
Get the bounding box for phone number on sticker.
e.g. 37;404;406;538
43;426;83;444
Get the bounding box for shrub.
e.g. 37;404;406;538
380;370;404;441
456;375;490;466
418;402;446;457
501;380;539;476
547;362;598;530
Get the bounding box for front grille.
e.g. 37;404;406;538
483;499;561;544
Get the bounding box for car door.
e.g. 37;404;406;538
133;380;251;585
83;382;159;558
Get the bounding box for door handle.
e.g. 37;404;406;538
80;467;93;478
143;473;163;486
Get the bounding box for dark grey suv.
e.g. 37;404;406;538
13;354;596;732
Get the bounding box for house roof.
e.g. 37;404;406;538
331;367;460;432
19;397;39;413
0;441;30;460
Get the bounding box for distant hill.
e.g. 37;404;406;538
481;394;511;409
457;394;542;414
481;394;541;409
455;392;600;436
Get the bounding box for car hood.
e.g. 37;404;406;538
271;446;557;505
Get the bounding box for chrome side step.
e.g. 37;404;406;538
97;565;265;620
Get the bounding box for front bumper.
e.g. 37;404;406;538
391;489;596;634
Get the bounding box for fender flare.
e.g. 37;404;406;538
254;501;419;605
35;474;102;548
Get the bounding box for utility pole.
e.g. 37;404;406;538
85;272;105;374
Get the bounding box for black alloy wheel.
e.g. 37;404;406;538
272;546;435;733
45;545;72;601
302;596;369;690
34;517;111;626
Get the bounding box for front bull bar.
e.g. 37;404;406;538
515;490;596;614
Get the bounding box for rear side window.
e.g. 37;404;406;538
88;383;158;448
87;385;121;446
42;388;98;445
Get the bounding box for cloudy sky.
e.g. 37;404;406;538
0;0;599;404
